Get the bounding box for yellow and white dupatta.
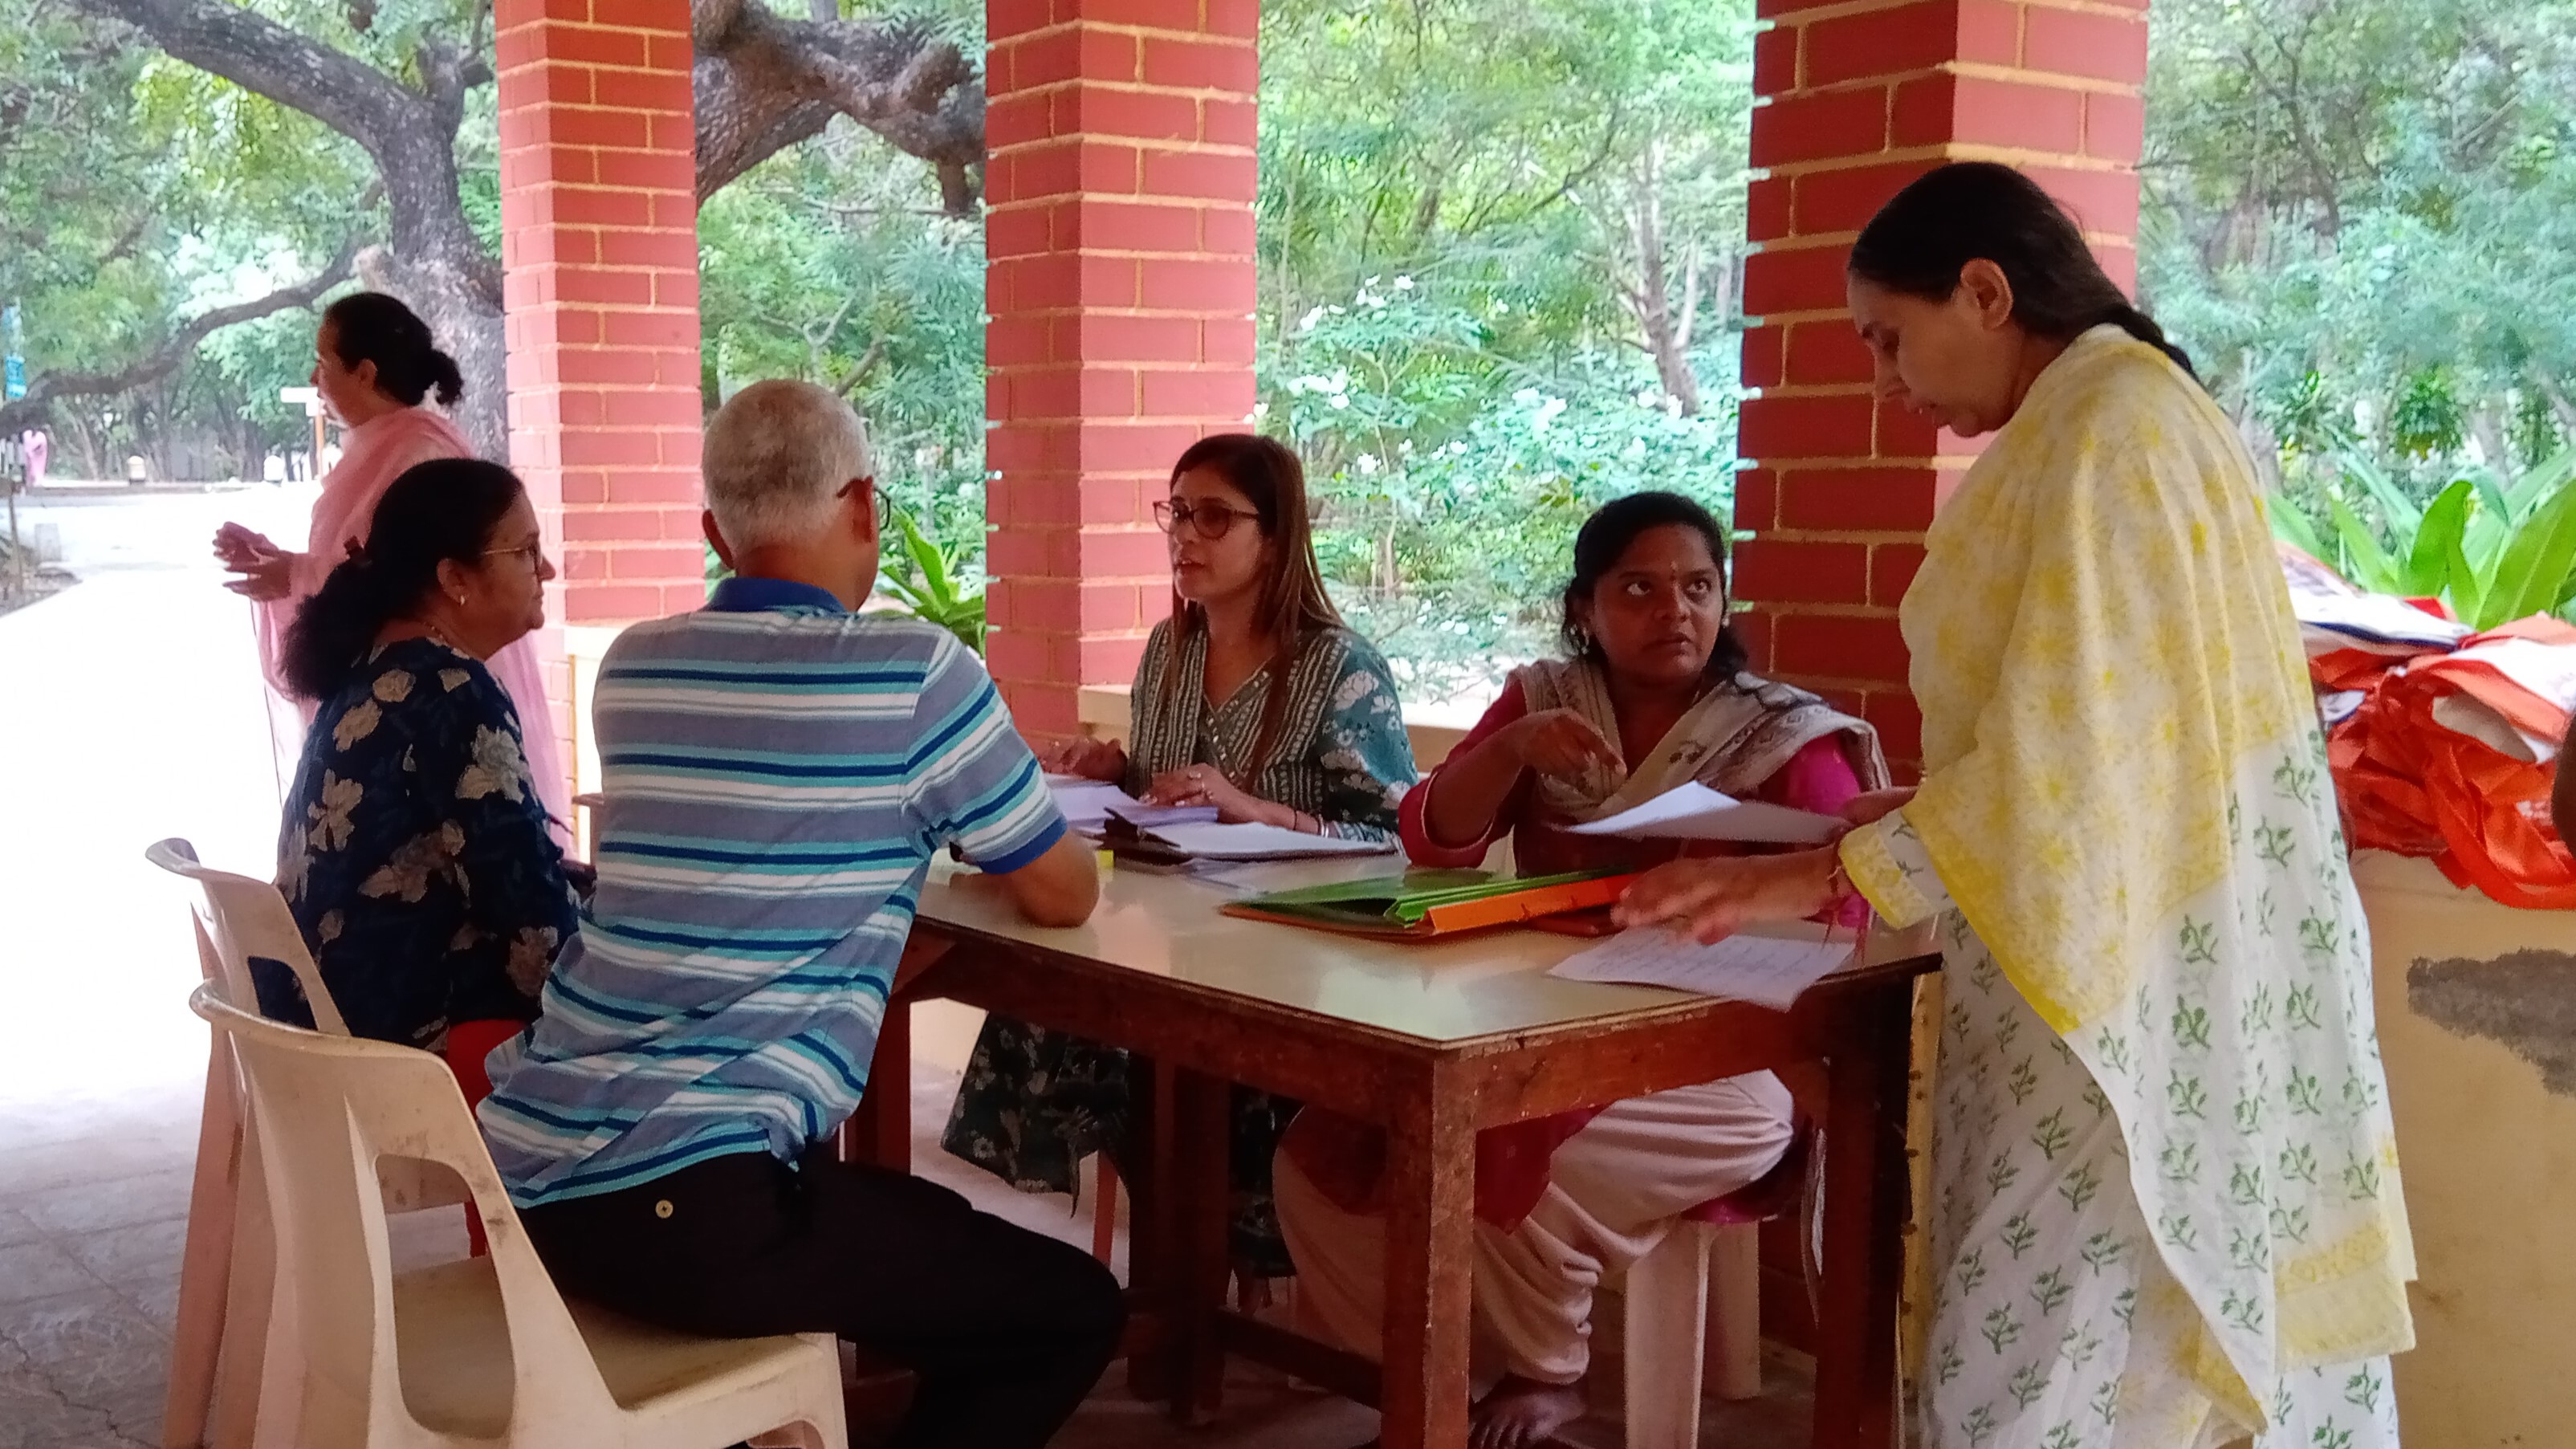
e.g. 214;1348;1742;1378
1841;326;2415;1431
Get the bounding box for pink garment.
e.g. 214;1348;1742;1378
1280;675;1870;1233
252;408;571;835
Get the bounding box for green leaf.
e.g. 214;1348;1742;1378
894;507;956;604
2338;452;2422;544
2505;446;2576;521
2453;464;2513;523
2266;495;2330;560
2407;478;2474;597
2474;475;2576;629
2328;493;2404;595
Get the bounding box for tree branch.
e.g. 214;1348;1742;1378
0;238;360;436
691;0;983;210
833;333;889;397
70;0;419;162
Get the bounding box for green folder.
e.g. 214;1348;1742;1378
1219;867;1630;938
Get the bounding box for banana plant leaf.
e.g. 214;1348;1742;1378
2472;472;2576;629
2267;493;2330;560
2404;478;2474;599
2329;492;2405;595
2338;451;2423;539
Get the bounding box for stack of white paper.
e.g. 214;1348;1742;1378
1563;781;1840;845
1548;926;1854;1009
1047;778;1145;834
1137;820;1389;861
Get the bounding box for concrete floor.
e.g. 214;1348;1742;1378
0;491;1813;1449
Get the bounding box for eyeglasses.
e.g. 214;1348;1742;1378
482;539;546;570
1153;499;1263;541
838;477;892;531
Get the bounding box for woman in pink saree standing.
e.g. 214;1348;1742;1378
212;292;569;832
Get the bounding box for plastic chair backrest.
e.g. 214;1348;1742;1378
189;983;620;1443
149;838;349;1036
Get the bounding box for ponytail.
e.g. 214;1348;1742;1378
1850;161;2198;381
2102;303;2197;380
323;291;467;409
279;458;524;701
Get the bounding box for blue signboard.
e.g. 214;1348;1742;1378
3;356;22;401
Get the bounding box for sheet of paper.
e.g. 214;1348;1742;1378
1548;926;1854;1009
1141;820;1392;861
1561;780;1841;845
1048;779;1145;834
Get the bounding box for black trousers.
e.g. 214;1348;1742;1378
522;1146;1125;1449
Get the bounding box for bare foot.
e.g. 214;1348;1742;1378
1468;1373;1588;1449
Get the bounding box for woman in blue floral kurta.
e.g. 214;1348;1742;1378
267;637;576;1050
262;458;577;1074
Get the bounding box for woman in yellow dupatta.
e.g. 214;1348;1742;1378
1618;163;2414;1449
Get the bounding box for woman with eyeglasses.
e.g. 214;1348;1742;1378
945;432;1418;1279
267;458;578;1107
213;291;570;833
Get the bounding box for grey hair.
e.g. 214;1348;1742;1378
702;379;877;552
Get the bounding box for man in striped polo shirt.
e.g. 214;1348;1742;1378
479;381;1117;1448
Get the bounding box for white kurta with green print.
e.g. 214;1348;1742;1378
1829;326;2415;1448
1855;743;2404;1449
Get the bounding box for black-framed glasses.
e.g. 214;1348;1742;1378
1153;499;1262;540
840;477;892;531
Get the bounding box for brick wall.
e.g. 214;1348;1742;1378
495;0;706;633
1733;0;2147;773
983;0;1261;739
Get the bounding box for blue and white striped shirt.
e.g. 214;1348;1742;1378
478;577;1065;1208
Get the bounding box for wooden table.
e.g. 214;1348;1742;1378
867;859;1936;1449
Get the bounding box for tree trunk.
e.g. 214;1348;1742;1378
1622;143;1703;418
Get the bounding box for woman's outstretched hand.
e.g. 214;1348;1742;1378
1613;849;1842;944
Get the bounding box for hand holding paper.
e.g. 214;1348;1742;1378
1614;849;1846;942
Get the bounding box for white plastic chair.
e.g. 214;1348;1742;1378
189;981;847;1448
149;837;346;1034
148;838;466;1449
1621;1125;1819;1448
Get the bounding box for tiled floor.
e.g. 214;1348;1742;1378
0;1056;1813;1449
0;527;1815;1448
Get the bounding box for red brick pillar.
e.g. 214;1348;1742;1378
495;0;707;769
1732;0;2147;774
983;0;1260;738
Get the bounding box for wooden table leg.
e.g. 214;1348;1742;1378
1378;1061;1475;1449
1125;1054;1177;1402
1813;983;1911;1449
840;989;914;1171
1168;1066;1233;1423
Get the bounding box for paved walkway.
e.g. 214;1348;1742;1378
0;494;1804;1448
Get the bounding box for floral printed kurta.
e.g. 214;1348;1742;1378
1837;327;2411;1448
264;637;577;1049
944;621;1419;1273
